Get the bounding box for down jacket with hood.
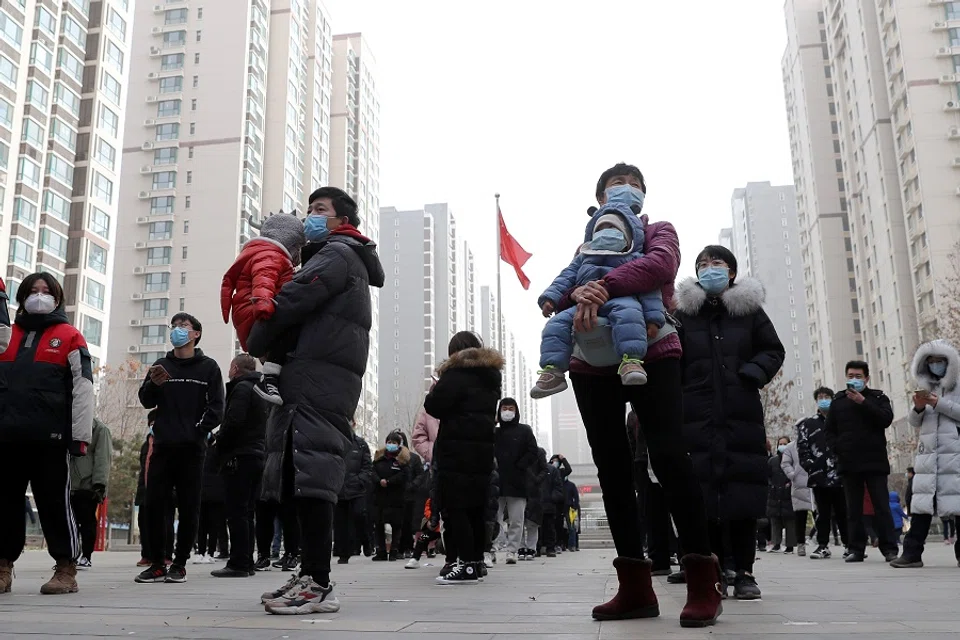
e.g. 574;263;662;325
412;381;440;463
524;450;549;525
779;441;813;512
541;449;565;515
372;445;410;509
494;398;539;499
339;432;373;501
767;452;793;520
908;339;960;517
247;228;385;504
424;347;504;509
674;276;785;520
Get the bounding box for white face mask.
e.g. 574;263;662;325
24;292;57;315
500;410;516;422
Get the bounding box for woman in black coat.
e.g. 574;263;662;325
424;332;503;584
767;437;795;552
674;245;785;600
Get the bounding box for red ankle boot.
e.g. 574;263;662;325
679;553;723;628
591;557;659;620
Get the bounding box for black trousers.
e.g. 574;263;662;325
708;518;756;574
197;501;226;556
443;505;485;563
139;500;174;560
571;359;711;559
813;486;848;547
374;506;403;556
645;481;676;570
794;510;809;545
144;443;204;566
70;490;100;559
399;500;416;553
296;497;333;585
333;497;368;559
0;446;78;563
223;455;262;571
904;513;960;561
540;511;557;551
256;500;299;558
842;473;898;556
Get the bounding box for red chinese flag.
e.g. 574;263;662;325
499;208;532;290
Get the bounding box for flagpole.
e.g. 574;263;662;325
495;193;503;354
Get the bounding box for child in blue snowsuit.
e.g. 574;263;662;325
531;184;665;399
889;491;907;543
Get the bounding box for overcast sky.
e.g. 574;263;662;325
325;0;795;377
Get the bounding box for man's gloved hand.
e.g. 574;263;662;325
69;441;87;457
93;484;106;503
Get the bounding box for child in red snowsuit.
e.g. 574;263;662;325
220;213;305;404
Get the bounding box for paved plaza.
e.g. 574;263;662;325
2;545;960;639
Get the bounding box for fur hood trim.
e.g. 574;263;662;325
675;276;766;317
438;347;505;374
374;446;411;464
912;339;960;393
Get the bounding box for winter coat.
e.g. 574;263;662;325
138;349;225;447
412;395;440;463
221;238;297;351
216;372;269;462
0;276;9;353
372;447;410;509
486;467;501;523
247;230;385;504
551;456;573;479
541;452;565;515
825;386;894;477
565;479;580;511
201;444;225;503
424;347;503;508
339;433;373;501
70;419;112;494
889;491;906;529
767;454;794;519
674;277;785;520
524;452;549;525
796;413;840;488
908;339;960;517
405;448;426;502
780;441;813;512
494;399;539;499
0;307;94;446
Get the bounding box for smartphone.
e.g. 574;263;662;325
845;380;857;390
915;389;930;398
150;364;171;381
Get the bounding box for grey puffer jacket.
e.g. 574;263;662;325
909;340;960;517
248;232;385;503
780;441;813;512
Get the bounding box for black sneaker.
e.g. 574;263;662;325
667;570;686;584
809;546;832;559
280;554;300;572
211;566;251;578
546;549;557;558
436;562;479;585
337;557;350;565
76;556;92;570
438;562;456;578
844;551;865;563
783;547;794;554
165;564;187;583
889;555;923;568
254;556;272;571
733;573;761;600
255;374;284;406
770;545;781;552
883;551;900;563
134;564;168;583
388;552;399;562
372;554;388;562
272;553;288;569
426;549;436;558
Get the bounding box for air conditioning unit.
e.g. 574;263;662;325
146;95;159;103
147;72;159;80
149;46;161;55
938;46;954;57
142;141;155;150
153;4;163;11
138;191;150;199
144;118;156;126
946;101;959;111
933;21;949;30
140;166;152;174
941;74;959;84
131;293;144;301
129;319;142;326
151;26;163;34
133;266;146;274
128;345;140;353
134;242;147;250
953;157;960;167
950;127;960;138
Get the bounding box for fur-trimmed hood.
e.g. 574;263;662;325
374;445;411;464
437;347;505;374
675;277;765;317
912;339;960;393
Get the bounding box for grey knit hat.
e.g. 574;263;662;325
259;213;306;258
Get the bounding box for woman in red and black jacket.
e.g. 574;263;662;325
0;273;94;596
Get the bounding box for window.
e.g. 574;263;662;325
95;139;116;170
139;352;164;365
0;11;23;47
0;55;17;89
82;316;103;347
181;271;187;285
104;40;124;71
50;119;77;152
159;76;182;94
61;15;85;49
149;221;173;241
21;119;44;149
150;196;175;214
43;191;70;222
143;298;168;318
191;98;197;111
157;99;181;118
189;122;195;135
165;8;188;25
198;7;204;19
182;246;188;259
40;228;68;260
26;81;49;109
192;75;199;88
0;97;11;129
161;53;184;71
184;195;191;209
194;53;200;64
183;221;190;233
179;298;185;312
88;206;110;238
142;325;166;345
949;3;960;21
87;242;107;273
13;198;37;225
9;239;33;268
951;28;960;48
156;123;179;140
101;72;121;104
98;105;119;136
154;148;178;165
18;158;41;189
46;154;74;186
29;43;53;75
93;172;114;204
107;9;127;39
33;7;54;37
186;171;193;184
144;273;170;293
0;141;7;170
152;171;176;190
146;247;171;266
163;31;186;48
196;30;202;42
188;147;195;159
59;49;84;84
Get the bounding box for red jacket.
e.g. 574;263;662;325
221;239;295;350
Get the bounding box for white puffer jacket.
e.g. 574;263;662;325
909;340;960;517
780;441;813;512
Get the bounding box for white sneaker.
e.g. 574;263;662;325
203;555;215;564
484;552;496;568
405;558;420;569
506;552;517;565
191;554;206;565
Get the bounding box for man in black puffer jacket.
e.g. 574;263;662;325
334;424;372;564
248;187;384;614
494;398;538;563
539;448;564;557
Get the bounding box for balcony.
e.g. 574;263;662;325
130;290;169;301
132;264;172;275
136;213;175;224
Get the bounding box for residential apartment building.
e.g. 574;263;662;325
730;183;813;421
782;0;861;388
0;0;133;367
551;390;590;465
717;227;733;251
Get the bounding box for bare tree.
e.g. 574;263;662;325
94;361;150;443
761;371;797;442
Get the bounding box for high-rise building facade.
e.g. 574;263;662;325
0;0;133;367
717;227;734;251
782;0;862;389
730;182;813;421
424;203;456;351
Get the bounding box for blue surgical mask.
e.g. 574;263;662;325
847;378;865;392
604;184;645;212
697;267;730;295
304;215;331;243
929;361;948;377
817;399;832;412
385;443;399;453
777;444;787;454
170;326;191;348
589;228;628;252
